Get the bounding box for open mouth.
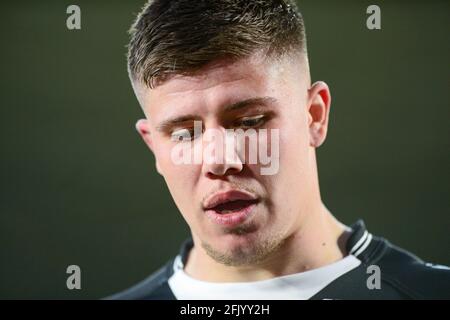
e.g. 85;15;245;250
210;199;260;214
203;189;260;226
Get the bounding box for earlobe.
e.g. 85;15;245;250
155;162;163;176
307;81;331;148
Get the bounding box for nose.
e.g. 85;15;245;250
201;127;244;178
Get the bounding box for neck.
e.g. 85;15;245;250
184;203;350;282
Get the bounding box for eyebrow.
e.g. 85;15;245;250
223;96;277;113
156;96;277;132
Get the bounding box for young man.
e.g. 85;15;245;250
109;0;450;299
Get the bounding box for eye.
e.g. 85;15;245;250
171;127;202;141
171;128;193;141
236;115;267;129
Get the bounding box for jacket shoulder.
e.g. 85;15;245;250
312;236;450;300
104;259;176;300
373;239;450;299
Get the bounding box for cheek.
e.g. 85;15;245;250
158;155;203;226
280;107;310;155
266;116;310;194
160;160;200;189
155;143;199;192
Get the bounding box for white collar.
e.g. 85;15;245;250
168;254;361;300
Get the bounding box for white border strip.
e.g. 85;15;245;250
349;230;368;255
354;233;373;257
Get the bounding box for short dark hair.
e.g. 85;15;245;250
127;0;307;88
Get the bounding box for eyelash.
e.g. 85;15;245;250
235;115;267;129
169;115;270;141
171;128;200;142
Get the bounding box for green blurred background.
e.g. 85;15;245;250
0;0;449;299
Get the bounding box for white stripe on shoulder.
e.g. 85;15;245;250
354;233;373;257
349;230;368;255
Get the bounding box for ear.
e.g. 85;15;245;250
307;81;332;148
135;119;163;176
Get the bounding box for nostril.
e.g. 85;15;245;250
206;163;243;178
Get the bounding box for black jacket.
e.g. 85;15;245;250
107;220;450;300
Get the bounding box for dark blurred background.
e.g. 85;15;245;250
0;0;449;299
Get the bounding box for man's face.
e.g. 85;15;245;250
135;52;330;266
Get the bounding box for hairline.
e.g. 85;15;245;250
129;47;309;91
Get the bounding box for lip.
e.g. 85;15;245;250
203;190;259;227
203;190;258;210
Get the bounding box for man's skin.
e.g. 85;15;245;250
133;50;351;283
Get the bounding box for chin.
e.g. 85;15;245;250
202;227;284;267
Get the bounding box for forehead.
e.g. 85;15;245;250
135;53;300;120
